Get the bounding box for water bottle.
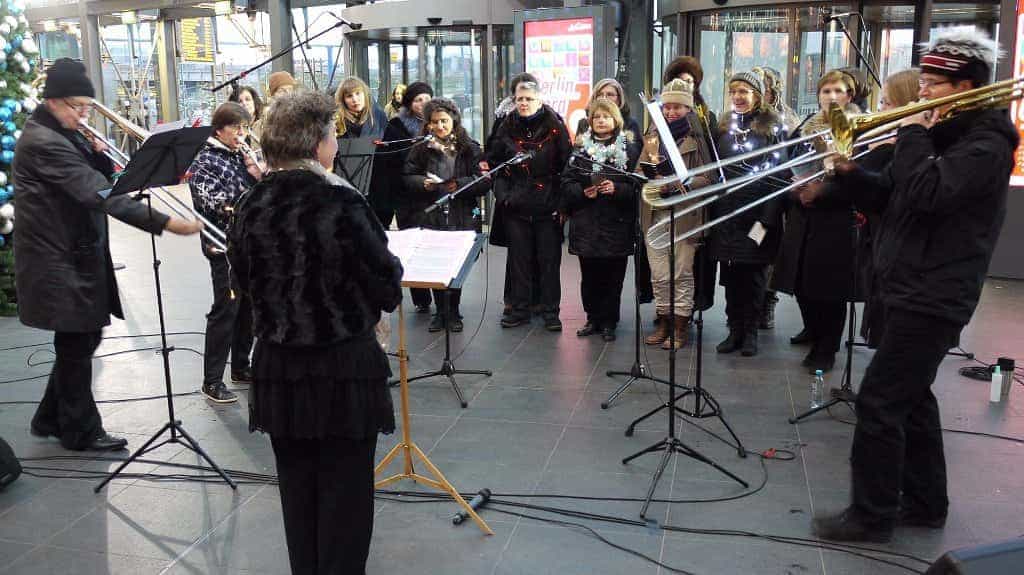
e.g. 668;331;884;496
810;369;825;409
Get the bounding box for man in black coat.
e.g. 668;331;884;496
13;59;201;451
811;32;1019;542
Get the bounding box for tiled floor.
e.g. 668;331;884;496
0;219;1022;574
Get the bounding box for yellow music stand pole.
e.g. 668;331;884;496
374;302;494;535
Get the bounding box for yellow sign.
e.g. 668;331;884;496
181;18;214;63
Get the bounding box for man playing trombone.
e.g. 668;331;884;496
14;58;202;451
810;31;1019;542
187;102;263;404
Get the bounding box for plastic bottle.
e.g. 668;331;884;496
811;369;825;409
990;365;1003;403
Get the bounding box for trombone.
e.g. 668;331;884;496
83;100;229;253
642;75;1024;249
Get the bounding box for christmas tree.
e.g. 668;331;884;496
0;0;40;316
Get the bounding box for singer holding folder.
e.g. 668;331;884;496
402;98;490;333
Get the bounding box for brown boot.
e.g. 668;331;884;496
645;314;670;346
662;316;692;350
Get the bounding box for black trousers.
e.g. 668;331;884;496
32;331;103;449
797;296;847;359
851;308;961;523
505;215;562;314
579;256;628;328
395;210;432;309
503;255;543;310
720;262;768;330
430;289;462;317
271;435;378;575
204;256;253;385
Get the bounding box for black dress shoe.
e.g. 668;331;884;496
78;433;129;452
790;329;813;345
576;322;597;337
601;328;616;342
543;314;563;332
501;312;528;328
812;507;893;543
428;314;445;332
716;330;743;354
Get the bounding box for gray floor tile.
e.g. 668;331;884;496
493;522;662;575
2;546;168;575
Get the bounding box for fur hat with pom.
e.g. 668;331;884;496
920;29;1002;87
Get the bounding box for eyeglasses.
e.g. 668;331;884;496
63;99;94;113
918;79;952;89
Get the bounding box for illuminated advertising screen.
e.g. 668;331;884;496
1011;0;1024;186
524;17;594;140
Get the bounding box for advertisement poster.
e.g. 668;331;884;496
524;17;594;139
1011;0;1024;186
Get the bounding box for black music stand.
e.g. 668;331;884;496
389;233;490;407
334;137;376;194
95;126;237;492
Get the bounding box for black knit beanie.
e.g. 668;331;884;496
42;58;95;99
402;81;434;109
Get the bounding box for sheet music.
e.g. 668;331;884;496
386;229;479;288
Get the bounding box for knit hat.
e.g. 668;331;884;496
920;29;1001;87
660;78;694;108
402;81;434;109
267;71;296;97
729;71;763;96
42;58;94;99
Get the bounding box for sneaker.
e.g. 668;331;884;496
428;314;445;332
601;327;616;342
543;314;562;332
501;312;528;328
576;322;597;337
450;317;464;332
202;381;238;404
231;367;253;385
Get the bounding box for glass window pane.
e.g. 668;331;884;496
367;42;381;97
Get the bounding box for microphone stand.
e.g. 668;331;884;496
386;154;525;405
563;153;672;408
210;15;361;93
826;14;882;88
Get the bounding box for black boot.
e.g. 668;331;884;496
716;326;743;354
741;325;758;357
812;507;893;543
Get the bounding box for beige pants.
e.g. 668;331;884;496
642;207;697;317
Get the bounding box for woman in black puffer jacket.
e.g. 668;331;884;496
403;98;490;333
562;98;641;341
487;80;572;331
711;71;787;357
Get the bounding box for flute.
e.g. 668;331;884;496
237;136;263;172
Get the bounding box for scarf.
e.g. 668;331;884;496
658;115;692;159
397;107;424;138
272;158;349;188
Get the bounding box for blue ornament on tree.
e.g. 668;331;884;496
0;151;12;164
2;44;11;55
0;60;7;72
4;122;16;134
5;184;11;195
0;236;6;247
0;108;11;122
0;191;8;203
2;99;16;111
10;35;20;50
1;136;14;150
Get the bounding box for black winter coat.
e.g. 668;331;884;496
836;108;1018;326
561;133;641;258
12;106;170;333
487;106;572;219
369;111;423;219
228;168;403;346
709;109;786;265
402;138;489;230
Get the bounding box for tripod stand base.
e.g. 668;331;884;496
95;420;237;493
389;360;491;408
788;392;855;424
623;436;749;518
624;387;747;458
602;362;671;409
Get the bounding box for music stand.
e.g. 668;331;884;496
334;137;376;194
95;126;237;492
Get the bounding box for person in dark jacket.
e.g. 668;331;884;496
228;84;264;150
810;32;1019;542
373;80;433;311
488;79;572;331
228;90;402;573
574;78;651;305
334;76;388;141
772;70;860;373
562;98;640;341
711;71;787;357
403;98;490;333
187;102;263;404
14;59;202;451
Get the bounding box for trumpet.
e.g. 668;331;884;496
84;101;229;253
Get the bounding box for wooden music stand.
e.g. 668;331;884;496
374;230;493;535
